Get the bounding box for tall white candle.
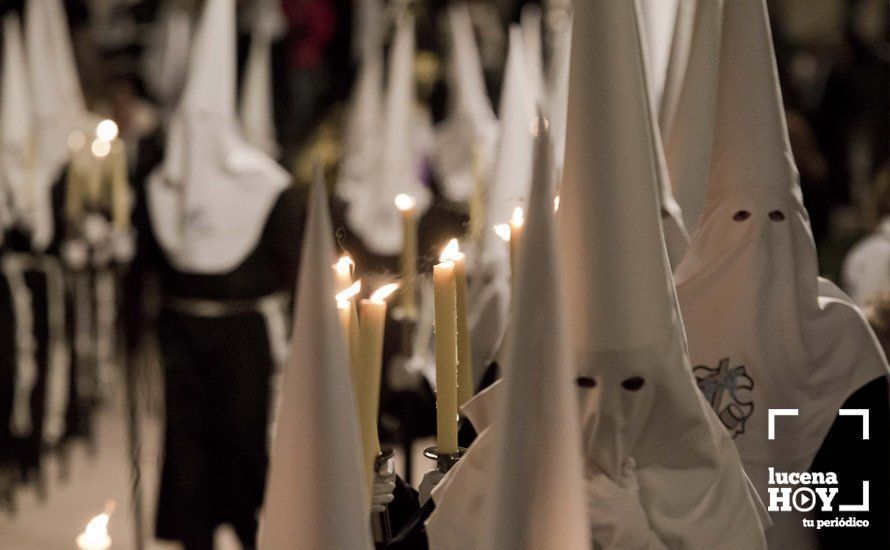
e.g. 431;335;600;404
433;259;458;454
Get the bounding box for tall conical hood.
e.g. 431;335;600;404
432;2;499;202
147;0;289;274
557;1;767;546
703;0;796;208
674;1;888;546
487;26;534;232
181;0;236;119
346;10;430;255
45;0;86;117
519;4;544;103
660;0;724;235
260;169;373;550
482;122;587;550
639;0;679;109
2;13;34;223
240;0;284;156
545;12;572;173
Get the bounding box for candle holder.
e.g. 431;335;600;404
422;446;468;474
371;447;395;544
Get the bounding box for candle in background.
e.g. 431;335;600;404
508;206;525;277
76;501;114;550
394;194;417;320
65;130;87;228
357;282;399;489
89;136;110;207
440;239;473;407
433;257;458;454
332;255;355;293
468;144;486;240
335;280;362;381
95;119;130;233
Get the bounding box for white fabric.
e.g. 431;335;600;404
481;123;588;550
240;0;283;157
147;0;289;274
3;254;37;437
639;0;680;110
459;378;501;434
557;1;767;548
142;2;192;108
674;1;889;546
433;3;498;203
37;256;70;445
259;170;373;550
545;14;572;173
842;216;890;305
519;4;544;104
346;12;431;256
1;15;33;231
660;0;723;236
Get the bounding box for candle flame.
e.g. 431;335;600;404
493;224;511;242
439;238;462;262
96;119;119;142
371;282;400;302
335;280;362;305
511;207;525;227
553;195;560;212
91;138;111;158
394;193;416;211
76;502;114;549
333;255;354;277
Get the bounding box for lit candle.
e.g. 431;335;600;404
109;140;130;233
440;239;473;407
508;206;525;276
76;502;114;550
394;194;417;320
332;255;355;293
357;282;399;489
336;280;362;381
65;131;87;227
433;257;458;454
89;137;110;207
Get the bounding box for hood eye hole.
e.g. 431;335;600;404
659;208;670;219
621;377;645;391
768;210;785;221
733;210;751;221
576;376;597;388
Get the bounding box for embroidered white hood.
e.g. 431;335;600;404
147;0;289;274
240;0;285;157
557;1;767;548
674;0;889;545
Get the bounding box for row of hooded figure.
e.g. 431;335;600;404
262;0;890;549
1;0;887;549
0;0;136;515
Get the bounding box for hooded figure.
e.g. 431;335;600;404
519;4;544;106
639;0;680;111
545;10;571;175
557;1;768;548
260;171;373;550
674;0;889;547
426;123;586;550
143;0;304;545
432;2;499;203
336;0;384;205
659;0;723;237
345;11;431;256
239;0;285;158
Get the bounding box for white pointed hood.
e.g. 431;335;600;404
486;26;535;240
639;0;680;110
659;0;723;236
545;12;571;173
519;4;544;104
557;1;767;547
147;0;289;274
432;2;498;202
259;169;372;550
1;14;33;231
346;11;430;256
674;0;888;545
25;0;94;251
481;121;588;550
336;0;384;204
240;0;284;157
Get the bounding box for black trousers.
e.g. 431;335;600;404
155;308;272;549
